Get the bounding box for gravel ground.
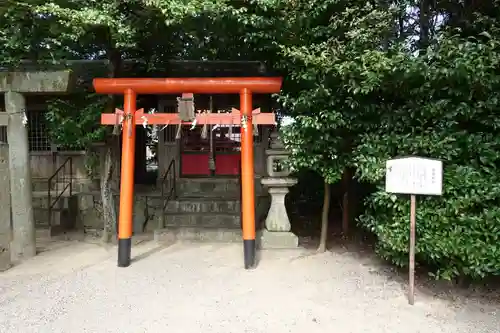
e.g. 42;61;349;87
0;240;498;333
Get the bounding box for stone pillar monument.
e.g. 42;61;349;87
0;143;11;271
258;130;298;248
0;71;74;261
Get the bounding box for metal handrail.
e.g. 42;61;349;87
160;159;176;228
47;157;73;227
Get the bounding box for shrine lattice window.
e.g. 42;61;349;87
27;110;51;151
0;109;52;151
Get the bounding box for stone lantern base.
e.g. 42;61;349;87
258;177;299;249
257;229;299;249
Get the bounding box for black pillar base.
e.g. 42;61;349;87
118;238;132;267
243;239;256;269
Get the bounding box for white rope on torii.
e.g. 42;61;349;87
130;94;261;141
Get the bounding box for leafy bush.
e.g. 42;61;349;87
355;33;500;280
45;93;109;149
278;0;500;279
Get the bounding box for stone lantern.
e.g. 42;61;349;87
258;130;298;248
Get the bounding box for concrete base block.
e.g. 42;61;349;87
154;227;242;243
0;244;11;272
257;229;299;249
35;225;67;239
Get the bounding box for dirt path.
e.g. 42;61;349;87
0;240;497;333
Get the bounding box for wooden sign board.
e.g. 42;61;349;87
385;157;443;196
384;156;443;306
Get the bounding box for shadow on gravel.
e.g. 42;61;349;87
131;242;176;264
291;209;499;308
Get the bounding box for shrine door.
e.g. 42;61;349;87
180;124;242;177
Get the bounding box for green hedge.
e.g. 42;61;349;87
358;166;500;279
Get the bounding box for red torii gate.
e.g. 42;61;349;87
93;77;283;269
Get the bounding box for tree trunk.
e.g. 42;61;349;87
100;147;117;243
399;14;405;39
419;0;431;50
341;167;352;235
100;44;122;243
317;181;331;253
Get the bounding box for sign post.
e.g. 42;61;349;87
385;157;443;305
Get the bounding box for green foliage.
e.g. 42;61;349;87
13;0;176;148
84;151;100;177
275;0;500;280
355;31;500;280
0;0;73;65
45;93;109;149
3;0;500;280
277;0;398;184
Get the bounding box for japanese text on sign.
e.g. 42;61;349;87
385;157;443;196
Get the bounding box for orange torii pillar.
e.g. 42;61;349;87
93;77;283;268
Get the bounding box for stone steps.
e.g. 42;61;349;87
154;226;242;243
176;177;264;197
35;224;69;239
32;180;75;192
165;198;240;214
162;214;240;229
26;178;268;239
177;178;240;198
31;193;79;235
160;197;241;229
33;207;65;225
32;191;77;209
156;178;243;231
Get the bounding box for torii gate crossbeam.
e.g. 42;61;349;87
93;77;283;269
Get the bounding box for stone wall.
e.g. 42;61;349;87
78;192;163;234
158;143;179;180
30;143;115;193
30;150;92;191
